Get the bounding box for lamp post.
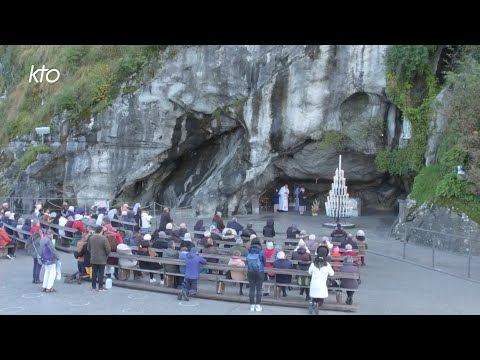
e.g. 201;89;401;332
35;127;50;144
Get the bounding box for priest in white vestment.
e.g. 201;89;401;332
278;184;290;212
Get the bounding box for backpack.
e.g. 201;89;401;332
247;252;262;272
41;244;55;265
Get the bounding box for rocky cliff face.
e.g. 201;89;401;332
2;45;408;215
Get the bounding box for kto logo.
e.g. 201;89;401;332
29;65;60;83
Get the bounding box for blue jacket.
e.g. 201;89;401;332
185;248;207;280
246;244;266;273
179;251;188;274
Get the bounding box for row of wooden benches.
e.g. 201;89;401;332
105;251;359;312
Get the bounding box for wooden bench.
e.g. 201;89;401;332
105;247;361;312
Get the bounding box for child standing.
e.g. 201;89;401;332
178;247;206;301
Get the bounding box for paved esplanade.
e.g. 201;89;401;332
1;213;479;315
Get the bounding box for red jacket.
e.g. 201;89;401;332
344;249;359;268
0;228;12;246
114;232;123;244
31;224;41;234
72;220;86;234
265;249;275;276
330;248;342;270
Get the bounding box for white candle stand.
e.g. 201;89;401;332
322;155;355;229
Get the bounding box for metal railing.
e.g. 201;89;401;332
401;224;479;280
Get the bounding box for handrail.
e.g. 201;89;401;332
404;224;476;241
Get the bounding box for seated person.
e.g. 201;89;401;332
226;217;244;234
228;250;247;295
331;223;348;242
229;238;247;257
272;251;293;297
339;256;360;305
240;223;256;242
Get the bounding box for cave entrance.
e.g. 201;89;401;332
259;176;405;216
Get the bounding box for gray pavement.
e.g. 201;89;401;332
1;212;480;314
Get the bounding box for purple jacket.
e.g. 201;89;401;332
185;248;207;280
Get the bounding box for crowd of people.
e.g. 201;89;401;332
0;201;366;314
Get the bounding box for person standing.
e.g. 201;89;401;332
308;254;334;315
355;230;368;266
278;184;290;212
298;188;306;215
273;188;280;213
87;226;111;292
30;229;43;284
294;184;300;212
246;237;267;312
158;207;173;232
40;229;60;293
180;247;207;300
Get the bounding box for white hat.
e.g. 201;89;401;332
74;214;83;221
121;211;127;216
36;205;42;210
166;223;173;230
68;206;74;212
250;234;256;240
345;244;352;250
308;234;316;241
236;238;243;244
49;212;57;218
144;234;152;241
4;211;11;217
204;231;211;237
357;230;365;237
183;233;192;241
266;241;274;250
9;214;15;220
2;203;8;207
277;251;286;260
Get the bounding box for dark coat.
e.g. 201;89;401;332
263;219;275;238
201;244;219;263
273;190;280;205
137;249;161;271
340;238;359;250
159;211;173;231
286;226;300;239
298;191;305;206
241;227;256;240
163;248;179;273
272;259;293;284
87;234;111;265
212;215;225;231
226;220;244;234
193;220;205;239
180;240;195;252
339;262;359;289
291;248;312;271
